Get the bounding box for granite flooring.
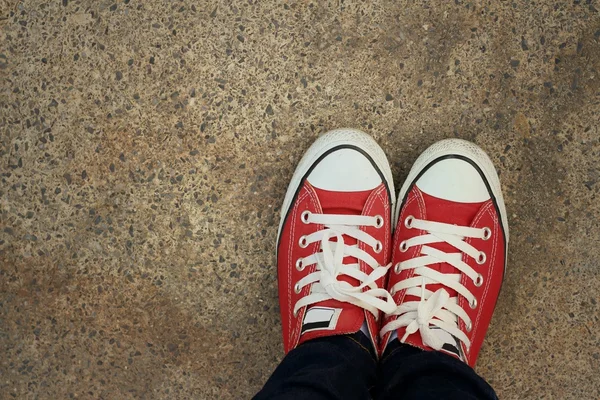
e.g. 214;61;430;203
1;0;599;399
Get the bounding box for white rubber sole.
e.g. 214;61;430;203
278;128;396;242
395;139;509;243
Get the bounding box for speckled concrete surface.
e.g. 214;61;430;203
1;1;599;399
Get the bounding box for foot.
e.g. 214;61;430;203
380;139;509;366
277;128;397;353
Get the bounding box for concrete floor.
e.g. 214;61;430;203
1;0;599;398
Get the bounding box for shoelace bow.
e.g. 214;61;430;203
293;212;397;318
380;217;490;351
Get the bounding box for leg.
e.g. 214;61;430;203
254;333;377;400
377;341;497;400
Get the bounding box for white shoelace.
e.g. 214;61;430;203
380;216;490;351
293;211;397;318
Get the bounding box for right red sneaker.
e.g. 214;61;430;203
380;139;509;367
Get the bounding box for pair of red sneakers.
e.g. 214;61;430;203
276;129;508;367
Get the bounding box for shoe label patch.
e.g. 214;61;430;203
430;326;465;361
301;307;342;333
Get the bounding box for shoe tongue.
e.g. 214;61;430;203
418;190;484;293
311;186;372;265
395;190;485;361
297;186;374;342
421;190;483;225
312;186;372;215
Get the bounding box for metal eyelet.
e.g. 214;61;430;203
295;259;305;271
394;263;401;274
299;236;308;248
373;241;383;253
301;210;311;224
404;215;414;229
294;282;302;294
466;321;472;332
470;298;478;309
474;274;484;287
375;215;384;229
476;251;486;265
482;227;491;240
399;241;408;252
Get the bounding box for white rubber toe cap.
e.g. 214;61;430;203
306;148;382;192
415;158;490;203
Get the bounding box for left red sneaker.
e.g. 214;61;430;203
277;128;397;353
380;139;509;367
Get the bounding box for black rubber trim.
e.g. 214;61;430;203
301;321;331;333
277;144;393;253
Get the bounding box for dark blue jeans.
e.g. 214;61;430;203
254;333;497;400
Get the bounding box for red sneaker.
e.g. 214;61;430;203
380;139;509;367
277;129;397;353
